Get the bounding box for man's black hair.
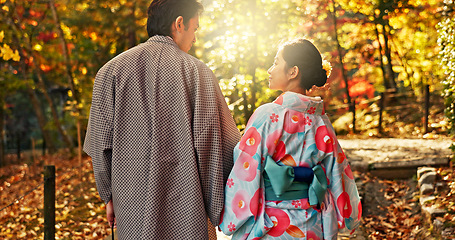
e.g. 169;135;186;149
147;0;203;37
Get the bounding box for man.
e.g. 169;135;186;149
83;0;240;239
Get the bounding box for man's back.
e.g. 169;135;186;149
85;36;240;239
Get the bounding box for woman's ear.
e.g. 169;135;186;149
288;66;299;79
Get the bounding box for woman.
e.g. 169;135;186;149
219;39;362;239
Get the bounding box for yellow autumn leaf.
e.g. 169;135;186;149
81;66;87;75
89;32;97;41
12;50;20;61
33;44;42;51
1;44;20;61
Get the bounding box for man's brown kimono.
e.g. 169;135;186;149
84;36;240;239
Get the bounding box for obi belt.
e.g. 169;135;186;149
263;155;328;206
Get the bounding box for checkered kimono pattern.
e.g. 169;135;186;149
84;36;241;239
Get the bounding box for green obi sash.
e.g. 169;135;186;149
263;155;327;206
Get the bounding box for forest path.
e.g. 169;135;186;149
339;138;453;178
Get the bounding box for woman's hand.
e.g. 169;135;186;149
106;199;116;228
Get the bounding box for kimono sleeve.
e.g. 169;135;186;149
193;66;241;227
83;63;115;204
320;120;362;235
219;106;271;238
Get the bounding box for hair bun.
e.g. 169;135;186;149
280;38;330;90
313;68;327;87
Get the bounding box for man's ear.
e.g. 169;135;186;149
174;16;184;32
288;66;299;79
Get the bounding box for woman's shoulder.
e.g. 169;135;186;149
245;102;284;130
252;102;283;117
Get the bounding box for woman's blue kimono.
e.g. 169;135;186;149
219;92;362;239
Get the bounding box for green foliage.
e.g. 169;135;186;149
437;0;455;155
0;0;452;153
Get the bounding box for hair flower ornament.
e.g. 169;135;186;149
322;60;332;78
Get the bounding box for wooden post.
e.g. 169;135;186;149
378;92;385;134
77;119;83;185
424;84;430;133
44;165;55;240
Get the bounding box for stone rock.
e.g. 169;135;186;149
420;195;435;206
435;182;445;194
433;218;444;230
418;171;437;186
422;205;446;218
420;183;434;195
417;167;436;179
442;228;455;238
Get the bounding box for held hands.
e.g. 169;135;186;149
106;199;117;228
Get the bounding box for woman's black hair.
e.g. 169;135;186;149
147;0;203;37
280;39;327;91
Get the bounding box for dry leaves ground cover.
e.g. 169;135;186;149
349;167;454;240
0;154;110;239
0;153;454;239
358;172;424;239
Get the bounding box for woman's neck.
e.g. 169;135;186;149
285;87;307;95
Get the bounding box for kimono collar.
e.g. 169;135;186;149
273;91;325;115
146;35;178;48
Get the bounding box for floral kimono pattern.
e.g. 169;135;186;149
219;92;362;240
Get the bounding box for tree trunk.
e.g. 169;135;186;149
381;21;397;90
128;2;137;49
48;0;80;104
25;87;57;154
424;84;430;133
0;103;4;167
49;0;82;156
16;132;21;162
242;91;250;126
375;23;390;90
330;0;355;133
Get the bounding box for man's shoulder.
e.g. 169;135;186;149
98;39;211;75
164;47;207;69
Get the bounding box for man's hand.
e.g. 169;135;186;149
106;199;116;228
